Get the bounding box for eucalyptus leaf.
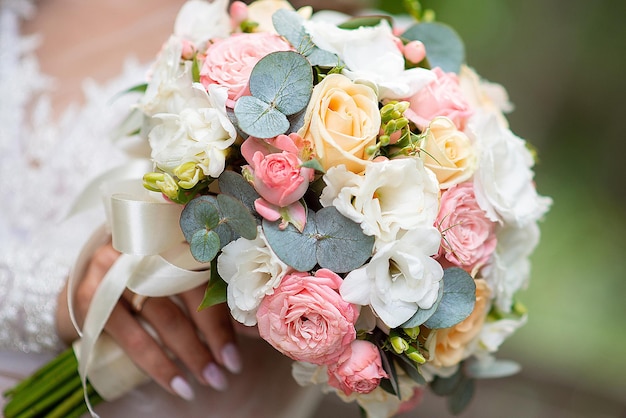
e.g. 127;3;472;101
337;15;393;30
306;47;341;68
288;108;306;133
198;260;227;310
234;95;290;139
402;22;465;73
180;195;220;243
190;229;220;263
218;170;260;216
300;158;325;173
249;51;313;116
447;377;475;415
423;268;476;329
466;359;521;379
262;217;318;272
216;194;257;240
401;281;444;328
314;207;374;273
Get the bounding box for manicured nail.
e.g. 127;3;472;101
221;343;242;374
170;376;194;401
203;363;228;391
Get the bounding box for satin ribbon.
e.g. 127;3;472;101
67;161;212;417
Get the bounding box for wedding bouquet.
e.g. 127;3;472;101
3;0;551;417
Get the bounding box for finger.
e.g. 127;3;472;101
105;301;196;401
179;287;242;375
132;294;229;391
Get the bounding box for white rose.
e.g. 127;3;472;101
140;36;196;117
482;221;540;312
320;158;440;245
217;227;289;326
303;20;435;99
174;0;230;46
148;84;236;178
341;227;443;328
459;65;513;127
471;113;552;226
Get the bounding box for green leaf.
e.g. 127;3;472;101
234;95;290;139
300;158;326;173
190;229;220;263
466;359;521;379
262;207;374;273
180;195;220;243
401;280;444;328
262;216;318;272
272;10;340;67
218;170;260;216
249;51;313;116
424;268;476;329
314;207;374;273
216;194;257;240
402;22;465;73
447;377;475;415
430;367;463;396
198;260;227;310
395;354;427;385
378;348;400;398
337;15;393;30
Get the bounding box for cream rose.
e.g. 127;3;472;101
246;0;313;33
298;74;380;173
421;117;475;189
426;279;491;368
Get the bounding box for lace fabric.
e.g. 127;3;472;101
0;0;148;353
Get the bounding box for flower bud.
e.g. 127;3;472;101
378;134;391;147
380;102;397;122
390;335;410;354
143;172;166;192
159;173;179;201
403;326;420;340
403;40;426;64
406;347;426;364
174;162;204;189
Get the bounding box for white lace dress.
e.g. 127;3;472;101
0;1;321;416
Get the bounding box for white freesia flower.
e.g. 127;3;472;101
341;227;443;328
471;112;552;226
320;158;440;245
303;20;435;99
217;227;289;326
482;222;540;312
148;83;237;178
478;315;527;354
174;0;230;46
139;36;196;117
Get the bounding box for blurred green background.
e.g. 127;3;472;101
315;0;626;416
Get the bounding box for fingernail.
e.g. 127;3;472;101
170;376;194;401
203;363;228;391
221;343;242;374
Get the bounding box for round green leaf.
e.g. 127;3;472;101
262;216;318;272
314;207;374;273
248;51;313;116
402;22;465;73
216;194;257;240
401;282;444;328
424;268;476;329
272;9;306;48
218;171;260;216
180;195;220;243
190;229;220;263
234;95;289;139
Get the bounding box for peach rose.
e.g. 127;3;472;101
405;67;473;130
200;32;292;104
421;117;475;189
327;340;388;396
298;74;380;173
426;279;491;367
436;182;497;274
256;269;358;365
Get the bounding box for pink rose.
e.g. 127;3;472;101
256;269;358;365
200;32;292;104
405;67;473;130
327;340;388;396
436;182;497;273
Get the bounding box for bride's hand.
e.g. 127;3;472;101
55;242;242;400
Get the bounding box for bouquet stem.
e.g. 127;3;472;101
2;347;103;418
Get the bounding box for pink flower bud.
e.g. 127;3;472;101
229;1;249;28
404;40;426;64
